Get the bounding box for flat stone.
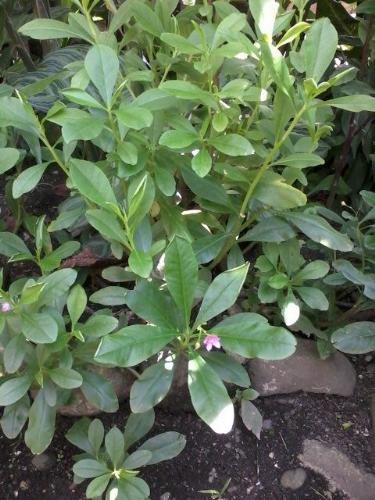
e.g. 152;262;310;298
248;339;356;396
31;453;55;471
280;468;307;490
299;439;375;500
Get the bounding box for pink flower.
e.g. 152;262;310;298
203;334;221;351
1;302;11;312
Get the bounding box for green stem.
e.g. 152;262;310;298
40;131;69;175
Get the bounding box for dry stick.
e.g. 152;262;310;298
326;15;374;208
4;12;36;71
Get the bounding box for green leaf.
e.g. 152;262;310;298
240;400;262;439
123;450;152;470
273;153;324;169
0;374;32;406
213;313;296;360
0;396;30;439
249;0;279;38
116;104;153;130
19;19;86;40
188;353;234;434
70;159;117;207
160;81;217;108
38;269;77;305
86;474;111;499
90;286;127;306
3;335;27;374
117;142;138;165
209;134;254;156
124;409;155;450
67;284;87;326
131;1;164;37
192;149;212;177
88;419;104;455
61;89;104;110
117;477;150;499
332;322;375;354
49;367;83;389
105;427;125;467
240;217;296;242
138;431;186;464
86;209;129;246
296;286;329;310
165;237;198;326
212;12;247;47
0;232;31;257
194;263;249;327
324;95;375;113
268;272;289;289
95;325;176;367
80;370;119;413
84;45;119;106
125;281;179;331
0;97;40;135
254;172;307;209
73;459;109;479
130;361;174;413
159;130;198;149
286;212;353;251
128;250;153;278
202;352;250;388
161;33;202;54
80;314;118;339
0;148;20;174
48;108;105;143
66;418;92;453
294;260;330;281
22;313;58;344
24;390;56;454
302;18;338;82
277;22;310;47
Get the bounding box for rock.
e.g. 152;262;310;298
31;453;55;471
299;439;375;500
58;366;134;417
262;419;273;430
159;493;171;500
280;468;307;490
248;339;356;396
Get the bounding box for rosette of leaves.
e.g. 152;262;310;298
95;237;296;435
66;409;186;499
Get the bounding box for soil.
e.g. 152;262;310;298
0;355;374;500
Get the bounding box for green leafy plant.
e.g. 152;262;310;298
66;409;186;499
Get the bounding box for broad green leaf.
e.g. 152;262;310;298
294;260;330;281
240;217;296;242
80;370;119;413
86;474;111;499
48;108;105;143
124;409;155;450
67;284;87;326
209;134;254;156
70;159;117;207
49;367;83;389
241;400;262;439
19;19;86;40
254;173;307;209
88;419;105;456
268;272;289;289
0;148;20;174
212;13;247;48
117;477;150;499
84;45;119;106
123;450;152;470
165;237;198;326
324;95;375;112
272;153;324;169
202;352;250;388
332;322;375;354
0;374;32;406
302;18;338;82
333;259;366;285
90;286;127;306
130;361;174;413
61;89;104;110
22;313;58;344
105;427;125;467
125;281;179;331
138;431;186;464
296;286;329;310
249;0;279;38
24;390;56;454
160;81;217;108
128;250;153;278
193;233;227;265
188;353;234;434
86;209;129;246
80;314;119;339
277;22;310;47
117;142;138;165
286;212;353;251
73;459;109;479
116;104;153;130
213;313;296;360
161;33;202;54
192;149;212;177
159;130;198;149
0;396;30;439
3;335;27;374
0;232;31;257
39;268;77;305
95;325;176;367
0;97;40;135
132;1;164;37
194;263;249;327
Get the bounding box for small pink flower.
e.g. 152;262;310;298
1;302;11;313
203;334;221;351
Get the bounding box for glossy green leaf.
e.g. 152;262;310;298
24;390;56;454
116;104;153;130
86;209;129;246
209;134;254;156
86;474;111;499
294;260;330;281
80;370;119;413
67;284;87;326
160;81;217;108
124;409;155;450
3;335;27;374
22;313;58;344
324;95;375;112
90;286;127;306
159;130;198;149
123;450;152;470
130;361;174;413
0;374;32;406
0;396;30;439
202;352;250;387
128;250;153;278
332;322;375;354
161;33;202;54
49;367;83;389
105;427;125;467
19;19;85;40
84;45;119;106
250;0;279;38
296;286;329;310
117;142;138;165
73;459;109;479
240;217;296;242
0;232;31;257
61;89;104;110
192;148;212;177
70;159;117;207
48;108;105;143
0;148;20;174
138;431;186;464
